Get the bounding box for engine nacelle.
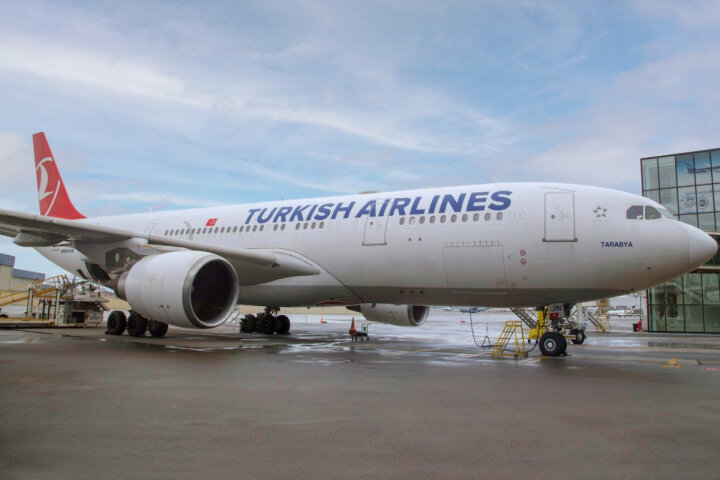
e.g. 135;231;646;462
348;304;429;327
117;251;239;329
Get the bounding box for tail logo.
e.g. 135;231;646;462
36;156;60;216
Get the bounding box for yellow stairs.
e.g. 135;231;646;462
491;320;528;359
0;275;71;307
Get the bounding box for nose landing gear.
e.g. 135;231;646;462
533;303;587;357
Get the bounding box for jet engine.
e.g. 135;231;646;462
117;251;239;329
347;304;429;327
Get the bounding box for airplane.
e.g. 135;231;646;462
682;161;720;174
0;132;716;356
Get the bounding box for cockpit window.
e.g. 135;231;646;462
626;206;644;219
645;206;661;219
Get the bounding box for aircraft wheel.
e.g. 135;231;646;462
539;332;567;356
127;313;148;337
0;313;9;319
275;315;291;335
241;314;257;333
106;311;127;335
148;320;169;337
258;314;276;334
571;331;586;345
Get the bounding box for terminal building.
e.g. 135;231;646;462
641;149;720;333
0;253;46;293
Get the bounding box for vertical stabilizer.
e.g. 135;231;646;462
32;132;85;219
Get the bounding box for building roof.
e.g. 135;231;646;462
0;253;15;267
12;269;46;281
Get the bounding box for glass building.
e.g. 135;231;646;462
641;149;720;333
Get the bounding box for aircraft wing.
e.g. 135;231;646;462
0;208;320;279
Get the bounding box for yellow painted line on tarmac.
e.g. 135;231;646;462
661;358;680;369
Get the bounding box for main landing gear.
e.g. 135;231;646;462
105;310;168;338
241;306;291;335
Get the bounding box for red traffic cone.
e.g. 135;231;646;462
349;317;356;334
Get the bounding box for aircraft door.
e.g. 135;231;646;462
362;200;389;246
544;192;576;242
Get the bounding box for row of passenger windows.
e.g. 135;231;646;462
163;211;507;237
398;212;503;225
164;222;328;237
626;205;667;220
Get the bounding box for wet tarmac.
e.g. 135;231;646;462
1;311;720;479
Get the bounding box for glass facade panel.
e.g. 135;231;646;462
658;156;677;188
679;214;698;227
642;158;659;190
644;190;660;204
702;274;720;304
659;188;678;215
705;306;720;333
685;273;703;305
699;213;715;231
711;150;720;183
694;151;712;185
651;304;667;331
676;153;695;186
696;184;713;213
678;186;697;213
684;305;704;332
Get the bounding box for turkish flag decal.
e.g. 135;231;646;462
206;218;218;227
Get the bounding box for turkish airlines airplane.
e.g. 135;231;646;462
0;133;716;356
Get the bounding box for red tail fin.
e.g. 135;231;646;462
32;132;85;219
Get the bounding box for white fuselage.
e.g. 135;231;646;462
37;182;713;308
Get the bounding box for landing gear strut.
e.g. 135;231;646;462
531;303;585;356
241;307;291;335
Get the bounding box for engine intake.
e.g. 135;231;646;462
348;304;429;327
117;251;239;329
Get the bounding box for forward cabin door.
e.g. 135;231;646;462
544;192;576;242
362;200;389;246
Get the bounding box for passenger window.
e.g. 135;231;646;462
473;213;479;221
429;216;435;224
409;217;415;225
496;212;503;221
484;213;491;221
645;206;661;220
282;224;287;230
440;215;446;223
419;216;425;224
626;206;644;219
318;222;323;229
451;214;457;223
296;223;301;230
311;222;316;229
220;227;225;233
260;225;264;231
191;228;195;234
399;217;406;225
462;214;468;222
273;224;278;231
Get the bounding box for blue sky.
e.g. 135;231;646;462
2;0;720;275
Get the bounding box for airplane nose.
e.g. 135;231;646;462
687;227;717;269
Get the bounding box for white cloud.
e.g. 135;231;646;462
632;0;720;27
